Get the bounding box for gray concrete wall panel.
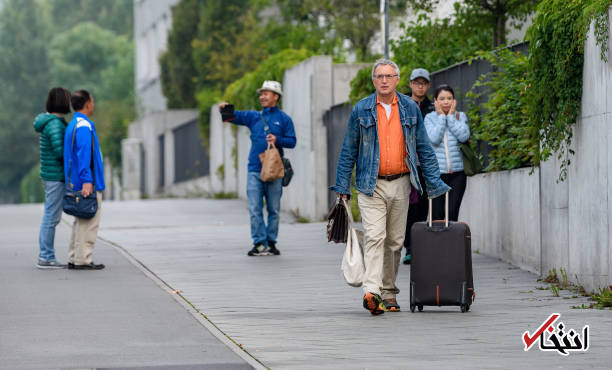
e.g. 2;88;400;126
459;168;540;274
222;125;237;194
209;104;225;194
539;153;569;276
237;126;250;199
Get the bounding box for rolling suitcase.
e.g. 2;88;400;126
409;193;475;312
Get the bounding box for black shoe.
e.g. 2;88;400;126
68;262;105;270
267;242;280;255
247;244;269;256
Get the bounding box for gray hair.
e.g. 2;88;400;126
371;59;400;79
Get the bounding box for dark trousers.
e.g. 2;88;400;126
432;171;467;222
404;167;428;253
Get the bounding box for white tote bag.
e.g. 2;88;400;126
340;198;365;287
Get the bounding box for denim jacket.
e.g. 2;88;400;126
331;92;450;198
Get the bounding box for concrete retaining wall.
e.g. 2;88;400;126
461;12;612;291
122;109;204;199
213;56;365;220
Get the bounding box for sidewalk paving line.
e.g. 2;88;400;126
79;221;268;370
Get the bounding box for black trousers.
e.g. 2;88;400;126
432;171;467;222
404;167;428;253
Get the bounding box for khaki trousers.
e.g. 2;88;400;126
358;176;410;299
68;191;102;265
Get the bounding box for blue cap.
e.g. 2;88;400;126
410;68;430;82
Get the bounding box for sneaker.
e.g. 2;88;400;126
383;298;401;312
67;262;105;270
363;292;385;315
267;242;280;256
403;254;411;265
247;244;270;256
36;259;66;269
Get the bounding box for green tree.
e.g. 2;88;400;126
0;0;51;203
49;0;133;38
159;0;201;108
408;0;539;47
349;3;493;103
279;0;406;61
48;22;135;168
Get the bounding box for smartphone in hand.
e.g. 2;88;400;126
220;104;235;122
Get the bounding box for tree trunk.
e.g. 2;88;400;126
494;12;506;47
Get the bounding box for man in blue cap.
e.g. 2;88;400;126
404;68;435;265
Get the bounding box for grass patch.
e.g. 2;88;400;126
213;191;238;199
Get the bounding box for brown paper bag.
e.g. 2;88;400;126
259;142;285;182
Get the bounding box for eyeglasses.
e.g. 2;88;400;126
373;74;398;81
410;81;429;87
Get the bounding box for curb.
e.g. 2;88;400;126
74;220;268;370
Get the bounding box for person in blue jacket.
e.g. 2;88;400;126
424;84;470;221
219;81;297;256
63;90;105;270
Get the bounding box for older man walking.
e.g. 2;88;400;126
332;59;449;315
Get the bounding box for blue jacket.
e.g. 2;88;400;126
332;92;450;198
231;106;297;172
424;111;470;174
64;112;105;191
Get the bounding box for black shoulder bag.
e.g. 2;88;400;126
259;112;294;187
62;124;98;219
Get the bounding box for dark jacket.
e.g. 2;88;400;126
33;113;68;182
410;94;434;119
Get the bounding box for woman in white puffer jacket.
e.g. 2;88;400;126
424;84;470;221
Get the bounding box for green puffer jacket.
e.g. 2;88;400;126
33;113;68;182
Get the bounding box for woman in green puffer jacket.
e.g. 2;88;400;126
33;87;71;269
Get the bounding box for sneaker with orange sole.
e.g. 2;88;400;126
383;298;400;312
363;292;385;315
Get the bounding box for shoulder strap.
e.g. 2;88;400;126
67;122;95;190
259;111;270;135
456;112;460;120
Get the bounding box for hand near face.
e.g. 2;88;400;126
449;99;457;116
434;99;445;115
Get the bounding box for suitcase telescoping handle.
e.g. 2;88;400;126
428;191;449;228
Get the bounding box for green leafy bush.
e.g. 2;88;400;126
526;0;610;180
467;49;534;171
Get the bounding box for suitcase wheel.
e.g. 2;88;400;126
418;305;423;312
460;304;470;313
410;304;416;313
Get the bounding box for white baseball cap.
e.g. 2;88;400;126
256;80;283;96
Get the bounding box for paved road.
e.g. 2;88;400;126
0;203;254;370
95;199;612;369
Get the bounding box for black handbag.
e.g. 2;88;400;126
282;157;293;187
63;124;98;219
327;197;349;243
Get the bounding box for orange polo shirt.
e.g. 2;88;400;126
377;95;409;176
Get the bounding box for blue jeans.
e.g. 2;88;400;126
38;180;64;261
247;172;282;246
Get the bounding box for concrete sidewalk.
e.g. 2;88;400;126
0;203;255;370
96;199;612;369
2;199;612;369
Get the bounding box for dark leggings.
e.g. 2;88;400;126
432;171;467;222
404;167;428;252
